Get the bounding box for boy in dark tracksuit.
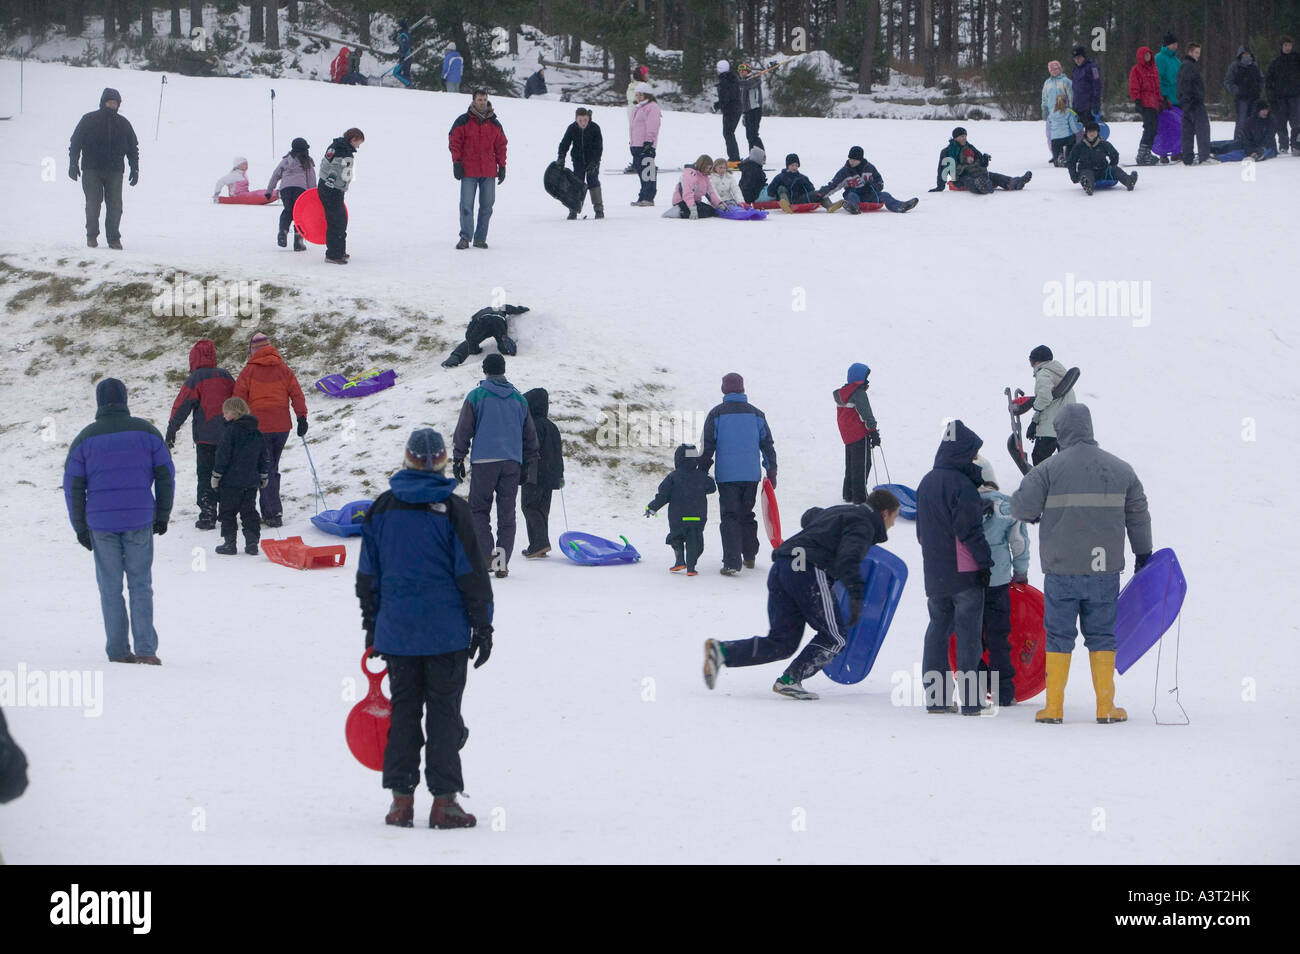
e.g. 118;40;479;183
818;146;918;213
833;362;878;504
212;397;270;555
767;153;832;210
318;127;364;264
737;146;767;203
165;338;235;529
522;387;564;558
557;108;604;218
930;127;1031;194
1067;122;1138;193
441;304;530;368
645;443;717;575
703;491;899;699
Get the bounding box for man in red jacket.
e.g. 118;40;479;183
448;89;508;250
232;332;308;527
165;338;235;530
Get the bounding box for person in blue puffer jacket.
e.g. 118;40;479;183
357;428;493;830
975;456;1031;707
697;372;777;575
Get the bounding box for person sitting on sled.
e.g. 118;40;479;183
737;146;768;204
440;304;530;368
930;127;1031;193
767;153;835;211
709;157;746;211
1209;100;1280;159
1066;121;1139;194
818;145;918;214
212;156;250;200
669;155;724;218
702;489;900;700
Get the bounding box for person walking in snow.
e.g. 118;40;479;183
1025;345;1077;464
521;387;565;559
1266;36;1300;153
818;145;918;213
669;155;724;218
1010;404;1152;726
265;137;316;251
440;303;530;368
211;396;269;557
714;59;743;162
68;87;139;249
1154;33;1183;162
63;378;174;665
212;156;250;200
441;43;463;93
1178;42;1215;165
449;90;508;248
1066;121;1139;193
1071;44;1103;120
974;456;1031;708
833;362;878;505
319;127;364;263
697;373;777;576
916;420;994;715
645;443;716;576
232;332;308;528
703;492;900;700
557;107;604;219
1041;60;1073;159
1129;46;1163;165
165;338;235;530
1225;44;1265;139
451;354;539;578
628;84;661;206
357;427;493;830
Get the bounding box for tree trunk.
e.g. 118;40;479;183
508;23;519;55
189;0;202;38
859;0;880;92
265;0;280;50
68;0;85;36
451;21;470;84
901;0;912;61
358;8;370;46
118;0;132;35
249;2;264;42
105;0;116;38
614;49;630;91
169;1;181;38
997;0;1011;59
938;0;951;70
287;2;298;25
921;0;935;85
141;2;152;38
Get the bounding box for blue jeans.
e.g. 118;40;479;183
91;527;158;659
459;176;496;241
921;586;984;709
1044;573;1119;653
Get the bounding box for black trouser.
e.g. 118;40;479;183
722;109;742;161
382;650;469;797
1274;95;1300;148
666;518;706;570
1233;97;1254;139
521;483;552;553
743;108;764;150
278;185;305;234
631;145;657;201
717;480;759;570
468;459;521;568
1138;105;1159;147
674;200;717;218
842;439;871;504
195;442;218;518
1180;104;1211;162
319;183;347;257
1050;136;1075;161
1031;436;1058;465
980;583;1016;705
218;486;259;544
82;167;124;242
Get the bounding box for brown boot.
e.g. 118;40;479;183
385;792;414;827
1089;651;1128;723
1035;652;1071;723
429;793;476;829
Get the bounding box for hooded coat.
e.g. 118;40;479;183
629;98;662;148
1029;359;1077;438
697;392;777;484
232;345;308;434
319;136;357;192
819;159;884;199
833;363;876;444
709;170;744;206
557;119;603;171
68;88;139;175
915;420;993;597
980;488;1031;588
213;414;270;489
1156;44;1182;103
266;152;316;192
1225;45;1264;102
1041;72;1073;118
1071;56;1103;116
647;444;717;522
715;70;741;114
1129;47;1162;109
1010;405;1152;575
524;388;564;489
167;339;235;445
738;147;768;203
671;167;722;208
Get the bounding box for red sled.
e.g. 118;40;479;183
752;200;820;213
346;650;391;771
946;582;1047;702
852;202;885;212
217;190;280;206
261;535;347;570
760;476;782;548
947;182;968;192
292;187;347;245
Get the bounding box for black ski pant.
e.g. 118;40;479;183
631;145;657;201
721;557;847;683
195;442;218;519
842;439;871;504
1031;436;1059;465
980;583;1016;705
320;183;347;258
521;483;552;553
218;486;259;545
921;586;984;710
1138;105;1159;147
382;650;469;797
278;185;305;234
722;109;742;162
1180;104;1211;163
1050;136;1075;162
743;108;764;150
469;459;520;569
717;480;759;570
259;430;289;519
1274;95;1300;148
82;167;124;243
674;200;717;218
666;518;706;571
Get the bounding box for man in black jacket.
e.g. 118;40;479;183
1266;36;1299;153
557;107;604;219
714;60;743;162
68;87;139;249
1066;122;1138;193
1224;44;1264;139
703;491;899;699
1178;43;1215;165
521;387;565;558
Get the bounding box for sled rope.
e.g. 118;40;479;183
1151;570;1190;725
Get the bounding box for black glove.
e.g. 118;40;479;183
453;459;466;481
1134;552;1151;572
453;161;464;180
265;190;273;200
363;623;375;650
1026;421;1038;440
129;169;139;186
69;163;80;181
470;626;493;668
503;304;530;315
164;429;176;450
847;591;863;628
153;519;168;536
975;567;991;588
981;153;992;165
766;468;777;490
868;429;880;448
1133;100;1142;112
296;417;308;437
76;529;93;551
497;166;506;184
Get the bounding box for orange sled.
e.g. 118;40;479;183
261;535;347;569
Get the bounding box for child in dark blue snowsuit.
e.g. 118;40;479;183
645;443;716;575
818;146;919;213
767;153;826;207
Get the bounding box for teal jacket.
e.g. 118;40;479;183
980;489;1030;587
1156;45;1181;103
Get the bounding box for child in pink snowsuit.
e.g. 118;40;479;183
670;155;723;218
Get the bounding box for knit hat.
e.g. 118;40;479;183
951;126;967;138
1163;31;1177;46
847;145;864;160
483;353;506;375
721;372;744;394
95;377;127;407
1047;59;1063;73
635;82;651;95
637;65;649;78
232;156;248;169
847;362;870;383
1029;344;1053;363
748;146;765;164
100;87;121;107
784;153;800;166
404;428;447;472
974;455;998;489
1083;120;1100;133
248;332;271;355
1072;44;1086;57
291;137;309;152
717;59;730;74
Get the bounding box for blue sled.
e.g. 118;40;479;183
1115;548;1187;674
873;483;917;520
822;546;909;684
310;499;372;537
559;531;642;566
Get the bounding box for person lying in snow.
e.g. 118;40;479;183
441;304;531;368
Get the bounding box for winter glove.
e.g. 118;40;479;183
1012;394;1034;415
129;169;139;187
502;304;530;315
259;473;269;489
981;153;992;166
265;191;273;201
765;468;777;490
164;429;176;450
76;529;93;551
497;166;506;184
975;567;991;588
688;205;699;220
1026;421;1038;440
644;506;656;518
712;101;720;112
153;518;168;536
296;417;308;437
1133;100;1142;112
363;623;375;651
470;626;493;668
69;162;80;181
453;161;464;180
981;497;996;518
453;459;466;481
847;590;863;628
1134;552;1152;572
1011;572;1029;585
868;429;881;448
211;473;222;489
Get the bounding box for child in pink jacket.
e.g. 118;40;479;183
213;157;250;200
670;155;722;218
629;85;661;205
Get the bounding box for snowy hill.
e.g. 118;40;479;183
0;60;1296;864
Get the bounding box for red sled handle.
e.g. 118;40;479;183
360;649;387;695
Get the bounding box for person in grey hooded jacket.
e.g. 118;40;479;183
1026;345;1077;465
1010;404;1153;726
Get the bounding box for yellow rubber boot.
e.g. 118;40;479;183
1089;651;1127;723
1035;652;1071;723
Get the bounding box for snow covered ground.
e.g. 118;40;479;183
0;60;1296;864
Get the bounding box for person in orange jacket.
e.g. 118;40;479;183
232;332;307;527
